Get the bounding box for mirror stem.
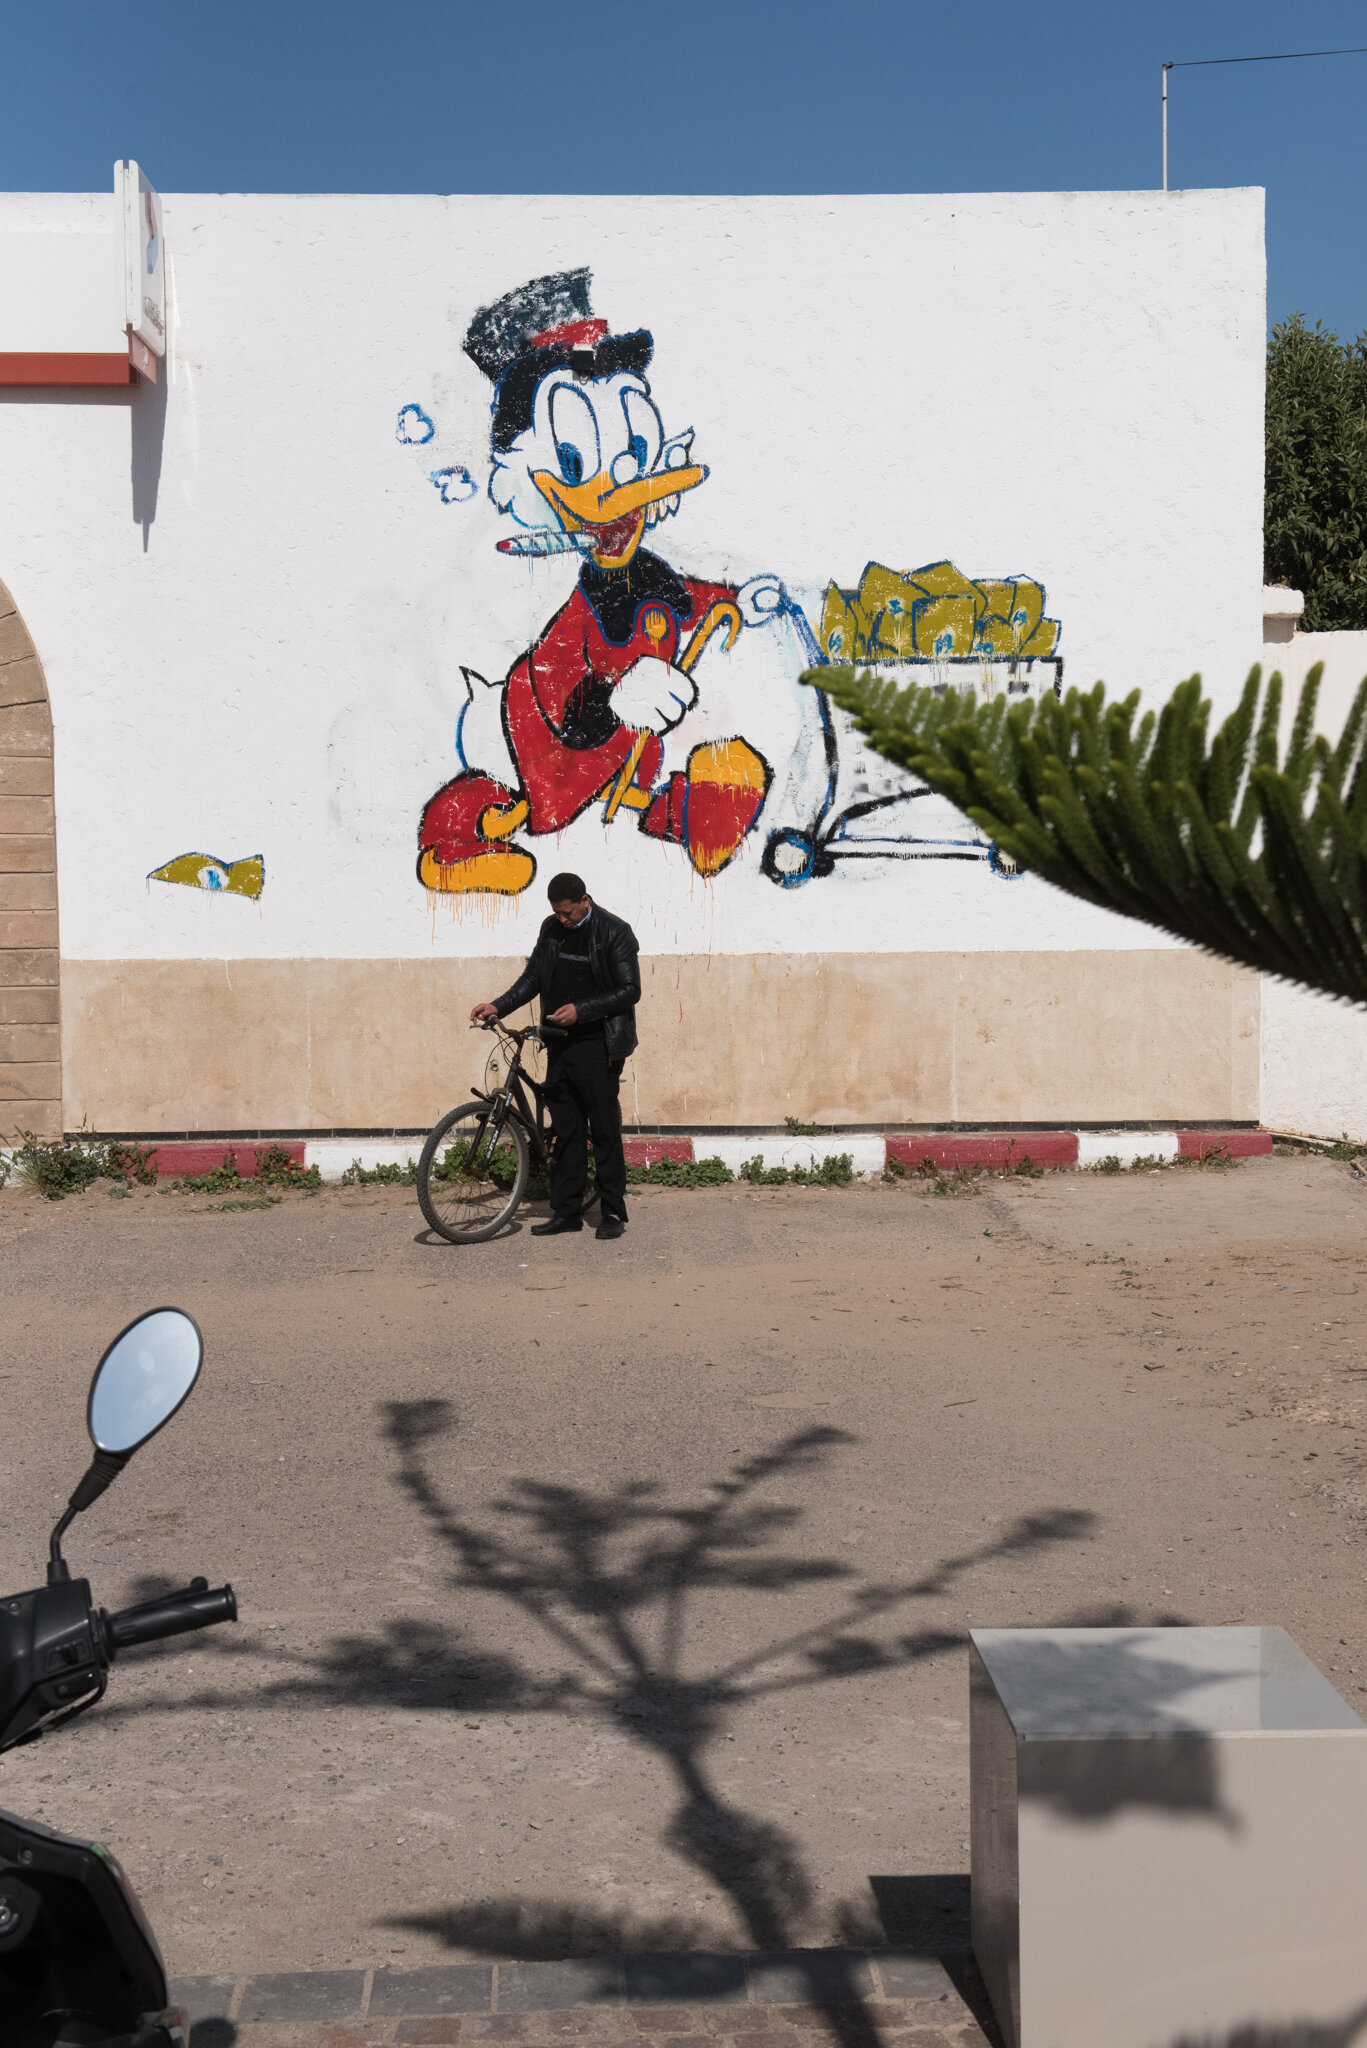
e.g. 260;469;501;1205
47;1451;130;1585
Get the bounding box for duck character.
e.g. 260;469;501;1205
417;269;772;896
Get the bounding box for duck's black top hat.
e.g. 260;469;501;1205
465;268;653;451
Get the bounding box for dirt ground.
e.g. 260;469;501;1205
1;1154;1364;1984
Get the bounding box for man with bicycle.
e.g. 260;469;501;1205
470;873;639;1240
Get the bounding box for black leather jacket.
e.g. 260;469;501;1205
493;904;641;1064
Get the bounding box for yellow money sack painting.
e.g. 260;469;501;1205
149;853;265;900
820;560;1060;664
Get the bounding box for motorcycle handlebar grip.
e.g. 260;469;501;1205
106;1582;237;1652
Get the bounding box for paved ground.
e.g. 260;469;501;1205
167;1948;997;2047
1;1154;1365;2043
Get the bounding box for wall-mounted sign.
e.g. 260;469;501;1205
117;160;165;378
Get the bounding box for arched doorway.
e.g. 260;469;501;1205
0;578;60;1142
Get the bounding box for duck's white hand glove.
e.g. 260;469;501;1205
611;656;698;735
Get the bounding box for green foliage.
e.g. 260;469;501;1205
341;1157;419;1186
11;1131;111;1200
625;1153;734;1187
783;1115;828;1135
176;1144;319;1195
1265;316;1367;631
256;1143;321;1190
805;660;1367;1004
175;1151;243;1193
106;1141;158;1185
738;1151;854;1187
884;1149;1042;1190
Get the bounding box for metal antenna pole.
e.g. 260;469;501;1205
1162;63;1170;191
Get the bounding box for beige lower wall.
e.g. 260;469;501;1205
60;950;1261;1131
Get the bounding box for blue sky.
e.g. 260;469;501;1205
5;0;1366;341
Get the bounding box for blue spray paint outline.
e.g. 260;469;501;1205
396;404;435;446
430;465;478;504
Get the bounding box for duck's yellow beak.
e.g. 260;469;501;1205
532;463;707;567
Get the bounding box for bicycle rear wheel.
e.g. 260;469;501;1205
417;1101;529;1243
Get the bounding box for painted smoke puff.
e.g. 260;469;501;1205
416;268;777;897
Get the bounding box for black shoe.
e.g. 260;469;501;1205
531;1216;583;1236
595;1216;625;1241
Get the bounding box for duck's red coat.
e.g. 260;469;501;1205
506;572;736;831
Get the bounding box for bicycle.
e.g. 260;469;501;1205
415;1020;601;1243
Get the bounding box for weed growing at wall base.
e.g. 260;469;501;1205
738;1153;854;1187
884;1153;1042;1194
9;1131;150;1201
173;1145;321;1195
625;1155;734;1188
341;1158;419;1186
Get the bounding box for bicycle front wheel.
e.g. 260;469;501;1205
417;1101;530;1243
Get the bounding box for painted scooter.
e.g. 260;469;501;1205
0;1308;237;2047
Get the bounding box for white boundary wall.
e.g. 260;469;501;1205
1258;631;1367;1139
0;189;1264;968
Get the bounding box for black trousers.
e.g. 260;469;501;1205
545;1035;628;1222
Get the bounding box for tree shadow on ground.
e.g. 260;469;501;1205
366;1401;1094;2047
1163;2010;1367;2048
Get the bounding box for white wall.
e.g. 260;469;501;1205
1257;630;1367;1139
1261;978;1367;1140
1265;630;1367;750
0;188;1265;967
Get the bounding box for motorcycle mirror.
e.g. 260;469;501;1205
88;1308;203;1455
47;1309;203;1585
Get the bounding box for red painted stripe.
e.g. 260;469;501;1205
624;1138;694;1166
145;1142;307;1178
0;353;136;386
886;1132;1080;1170
1178;1130;1273;1159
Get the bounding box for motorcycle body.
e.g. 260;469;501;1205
0;1309;237;2047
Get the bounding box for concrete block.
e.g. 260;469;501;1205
1075;1129;1179;1168
368;1963;495;2014
970;1626;1367;2048
0;755;52;795
0;910;58;948
0;701;52;753
0;984;59;1022
623;1955;748;2004
705;1135;885;1177
497;1959;624;2010
0;795;54;833
0;1098;60;1141
0;656;44;707
0;947;58;986
306;1137;422;1180
748;1952;875;2003
0;1023;59;1062
0;870;56;909
0;833;55;872
238;1970;367;2022
0;1060;62;1101
0;612;32;663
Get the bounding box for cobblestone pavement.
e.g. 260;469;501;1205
172;1948;999;2048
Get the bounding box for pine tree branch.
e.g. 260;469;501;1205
803;661;1367;1006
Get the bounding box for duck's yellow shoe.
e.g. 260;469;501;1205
684;737;771;877
418;845;535;896
417;773;536;896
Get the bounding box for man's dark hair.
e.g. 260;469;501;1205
547;872;587;903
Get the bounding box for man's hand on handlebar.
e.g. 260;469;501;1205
470;1002;499;1025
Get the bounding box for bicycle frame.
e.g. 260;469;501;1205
469;1024;554;1171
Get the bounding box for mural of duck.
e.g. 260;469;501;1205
417;269;771;896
